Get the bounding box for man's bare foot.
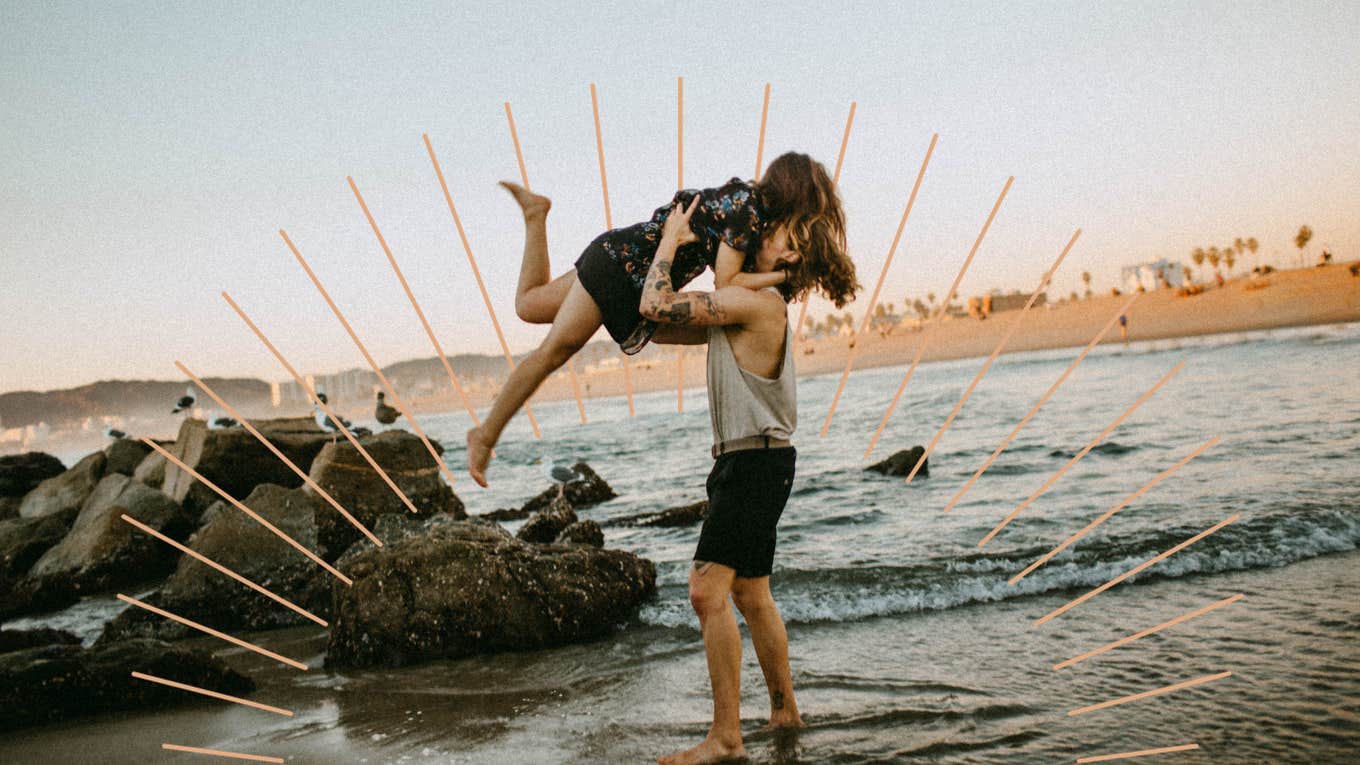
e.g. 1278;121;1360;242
657;733;747;765
466;426;494;487
499;181;551;220
767;710;804;730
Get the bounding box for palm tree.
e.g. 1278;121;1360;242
1295;225;1313;265
1246;237;1258;260
1224;250;1236;273
1207;247;1221;269
1191;248;1206;281
1081;271;1092;298
1182;265;1193;284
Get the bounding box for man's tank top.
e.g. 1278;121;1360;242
705;293;797;447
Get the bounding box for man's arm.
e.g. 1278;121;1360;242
650;324;709;345
641;201;778;327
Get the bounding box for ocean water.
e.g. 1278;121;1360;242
4;323;1358;763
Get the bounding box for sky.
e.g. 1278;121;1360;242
2;1;1357;393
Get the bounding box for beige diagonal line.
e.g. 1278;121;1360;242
820;132;938;438
903;229;1080;482
503;100;591;424
174;361;379;547
754;82;771;181
1012;436;1221;584
1068;671;1232;716
116;593;308;670
1035;514;1240;626
1076;744;1201;763
979;360;1185;547
423;132;542;439
588;84;635;418
119;514;326;627
347;175;479;425
794;101;856;349
132;671;293;716
161;744;284;763
942;294;1140;514
277;229;458;487
221;290;423;515
865;176;1014;459
139;438;350;585
1054;593;1243;670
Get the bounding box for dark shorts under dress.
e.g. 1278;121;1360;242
573;178;766;354
694;446;797;579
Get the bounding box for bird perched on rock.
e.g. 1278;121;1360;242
545;460;584;499
210;416;238;429
312;392;370;441
171;386;195;414
374;391;401;425
103;427;127;440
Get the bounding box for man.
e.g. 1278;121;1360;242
643;196;858;765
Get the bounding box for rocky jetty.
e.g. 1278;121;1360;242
0;452;65;520
327;518;655;668
17;451;106;520
865;446;929;478
519;462;616;515
515;495;578;544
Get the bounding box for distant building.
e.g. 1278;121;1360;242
1122;260;1184;292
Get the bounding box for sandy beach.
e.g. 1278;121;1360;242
412;261;1360;415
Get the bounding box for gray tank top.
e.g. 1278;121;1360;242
706;295;797;447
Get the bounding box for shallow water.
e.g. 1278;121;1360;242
5;323;1359;763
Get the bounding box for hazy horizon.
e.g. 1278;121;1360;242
4;1;1358;393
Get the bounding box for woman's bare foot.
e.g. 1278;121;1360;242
466;426;494;487
657;733;747;765
499;181;551;220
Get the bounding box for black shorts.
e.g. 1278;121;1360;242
694;446;797;578
574;232;657;355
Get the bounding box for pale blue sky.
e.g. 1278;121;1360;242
3;1;1357;392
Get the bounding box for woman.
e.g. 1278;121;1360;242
468;152;857;487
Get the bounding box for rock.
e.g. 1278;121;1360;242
132;449;167;488
0;452;65;498
480;506;531;522
326;519;656;668
101;484;331;643
0;497;17;521
307;429;465;559
26;474;190;597
520;462;616;515
0;627;81;653
554;520;604;548
865;446;929;478
162;418;334;522
0;638;253;731
104;438;152;476
17;451;106;520
516;495;578;544
0;512;79;618
609;500;709;528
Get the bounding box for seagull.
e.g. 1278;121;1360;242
104;427;127;440
374;391;401;425
545;460;584;499
171;386;196;414
210;416;238;429
312;392;370;441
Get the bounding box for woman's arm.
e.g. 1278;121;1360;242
714;241;786;290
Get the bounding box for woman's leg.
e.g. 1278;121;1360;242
501;181;575;324
466;280;603;486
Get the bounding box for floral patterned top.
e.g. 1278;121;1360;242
599;177;767;292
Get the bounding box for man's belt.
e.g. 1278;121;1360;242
712;434;793;458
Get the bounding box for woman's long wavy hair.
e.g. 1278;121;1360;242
755;152;860;308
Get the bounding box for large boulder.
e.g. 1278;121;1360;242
865;446;929;478
132;449;168;489
25;474;190;597
103;438;152;476
516;495;578;544
17;451;106;520
326;519;656;668
99;483;331;643
520;462;616;516
0;452;65;499
162;418;334;522
306;429;465;559
609;500;709;528
0;638;254;731
0;512;80;618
